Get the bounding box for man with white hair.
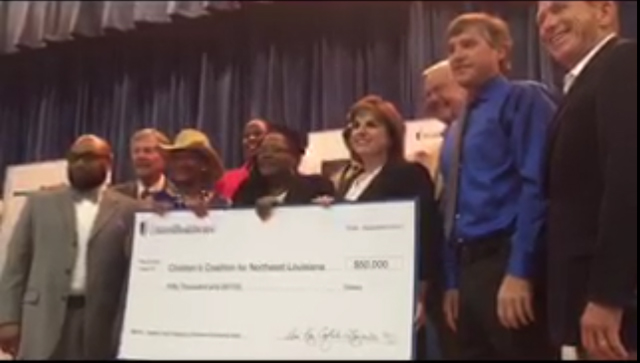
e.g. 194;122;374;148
417;60;467;360
423;60;467;126
112;128;169;200
538;1;636;360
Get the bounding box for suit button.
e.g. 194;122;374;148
65;268;72;275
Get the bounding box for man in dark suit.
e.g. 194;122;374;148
112;128;169;200
538;1;637;360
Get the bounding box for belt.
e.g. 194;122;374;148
67;295;86;309
455;231;512;266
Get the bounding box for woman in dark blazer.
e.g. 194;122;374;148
233;124;334;215
325;95;442;326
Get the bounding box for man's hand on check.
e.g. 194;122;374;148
151;201;171;216
186;200;209;218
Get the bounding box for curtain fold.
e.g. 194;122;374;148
0;1;636;183
0;1;265;54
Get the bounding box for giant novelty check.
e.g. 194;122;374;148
119;201;418;360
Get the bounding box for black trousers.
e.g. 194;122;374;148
456;236;556;360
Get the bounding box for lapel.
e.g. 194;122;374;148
129;181;139;199
89;190;120;242
545;37;620;167
355;163;391;202
59;188;77;240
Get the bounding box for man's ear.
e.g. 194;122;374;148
594;1;619;31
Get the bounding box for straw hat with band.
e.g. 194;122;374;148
160;129;225;183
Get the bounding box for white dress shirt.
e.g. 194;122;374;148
70;187;105;295
344;166;382;201
136;174;166;199
563;33;616;94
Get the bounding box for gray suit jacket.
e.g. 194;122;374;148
0;188;138;360
111;181;139;200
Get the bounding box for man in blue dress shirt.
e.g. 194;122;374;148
440;13;558;359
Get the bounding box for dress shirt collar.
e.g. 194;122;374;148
137;174;166;196
72;183;107;203
470;75;509;105
564;33;616;94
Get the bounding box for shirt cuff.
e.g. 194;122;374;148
445;271;458;290
507;246;533;279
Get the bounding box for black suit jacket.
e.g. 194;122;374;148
546;38;637;345
337;160;443;284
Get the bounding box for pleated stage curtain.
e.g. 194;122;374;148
0;1;636;182
0;1;272;54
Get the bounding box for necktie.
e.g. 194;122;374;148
443;109;469;241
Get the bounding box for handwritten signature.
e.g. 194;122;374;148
281;327;397;351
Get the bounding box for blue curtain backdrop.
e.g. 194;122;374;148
0;1;636;183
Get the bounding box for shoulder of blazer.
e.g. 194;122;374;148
110;180;137;197
602;39;637;71
380;161;433;192
569;37;625;92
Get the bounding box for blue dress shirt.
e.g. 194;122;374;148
441;76;557;289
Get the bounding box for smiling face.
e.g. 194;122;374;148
537;1;618;69
424;64;467;124
167;149;209;185
242;119;269;161
347;109;392;161
131;133;165;181
448;25;505;90
256;132;297;177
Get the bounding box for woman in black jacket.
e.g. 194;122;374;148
320;95;443;327
233;124;334;216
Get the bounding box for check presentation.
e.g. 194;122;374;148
119;201;418;360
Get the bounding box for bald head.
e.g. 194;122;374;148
67;134;112;191
423;61;467;124
71;134;113;157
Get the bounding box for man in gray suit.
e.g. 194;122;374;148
0;135;137;360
